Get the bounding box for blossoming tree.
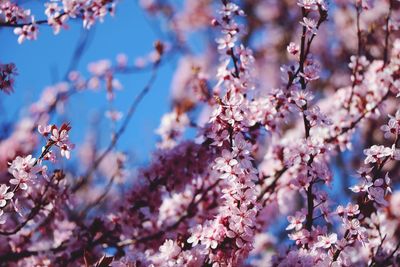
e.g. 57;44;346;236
1;0;400;266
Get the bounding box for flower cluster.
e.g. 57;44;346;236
156;109;189;149
38;123;75;159
8;155;40;190
0;1;30;24
0;123;73;227
3;0;119;43
381;110;400;139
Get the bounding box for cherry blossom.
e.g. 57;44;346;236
13;20;38;44
363;145;392;164
158;239;181;261
286;211;306;231
45;123;75;159
315;233;337;249
156;110;189;149
0;1;31;24
300;17;318;35
1;0;400;266
291;89;314;108
300;60;321;81
336;203;360;218
216;34;237;51
381;110;400;139
297;0;319;10
8;155;40;190
105;110;123;122
0;185;13;207
3;0;119;43
287;42;300;56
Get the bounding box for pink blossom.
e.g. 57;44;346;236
41;147;56;162
297;0;318;10
213;149;239;180
159;239;181;260
13;21;38;44
363;145;392;164
381;110;400;139
48;123;75;159
60;142;74;159
291;90;314;107
38;124;52;137
188;225;203;247
0;184;13;207
200;222;226;250
88;60;111;76
287;42;300;55
8;155;40;190
116;53;128;68
0;2;31;24
44;2;61;18
364;173;391;206
286;211;306;231
105;110;123;122
219;3;242;17
336;203;360;218
343;219;367;242
300;61;320;81
216;34;237;51
350;179;372;193
315;233;337;249
304;106;330;126
48;14;69;34
300;17;318;35
156;111;189;149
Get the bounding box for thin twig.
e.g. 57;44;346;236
73;60;162;192
0;175;55;236
383;0;394;66
345;2;363;111
79;174;116;217
0;13;66;28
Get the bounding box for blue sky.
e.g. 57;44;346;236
1;1;180;164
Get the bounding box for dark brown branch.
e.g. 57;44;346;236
117;179;221;247
79;174;116;217
0;175;55;236
0;13;66;28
